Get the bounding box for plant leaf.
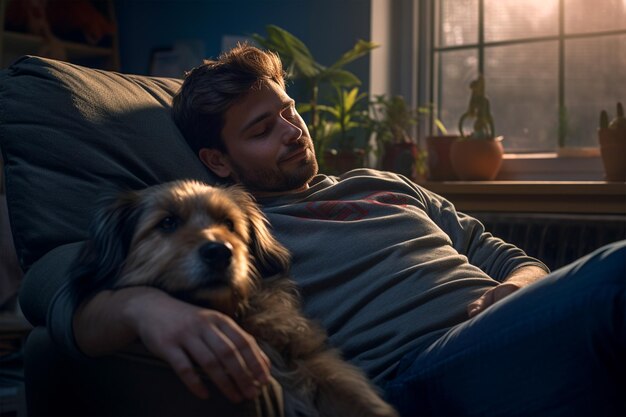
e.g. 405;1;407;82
297;103;312;113
255;25;321;79
434;119;448;135
330;39;380;70
317;104;340;118
321;69;361;87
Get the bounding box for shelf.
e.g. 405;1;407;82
3;31;114;57
421;181;626;214
0;0;119;70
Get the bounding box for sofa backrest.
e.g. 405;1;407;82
0;56;216;271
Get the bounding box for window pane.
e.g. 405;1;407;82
485;42;559;152
565;34;626;148
438;0;478;47
436;50;479;135
565;0;626;34
484;0;558;42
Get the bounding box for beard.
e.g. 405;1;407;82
228;147;318;194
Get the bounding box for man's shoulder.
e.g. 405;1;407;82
337;168;403;182
336;168;424;189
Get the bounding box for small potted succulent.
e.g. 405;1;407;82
367;94;426;180
598;102;626;181
449;75;504;181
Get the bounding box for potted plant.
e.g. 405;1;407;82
315;86;369;175
367;94;426;180
598;102;626;181
252;25;378;172
424;112;459;181
449;75;504;181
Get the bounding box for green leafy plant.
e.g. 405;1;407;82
458;75;496;140
610;102;625;133
599;102;626;135
368;95;419;146
598;102;626;181
319;86;369;151
299;86;368;170
364;94;434;178
600;109;610;129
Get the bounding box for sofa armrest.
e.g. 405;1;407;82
24;327;283;416
18;241;86;327
20;244;283;416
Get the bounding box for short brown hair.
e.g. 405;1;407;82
172;44;286;155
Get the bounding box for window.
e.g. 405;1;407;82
428;0;626;153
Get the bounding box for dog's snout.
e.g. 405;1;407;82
199;241;233;270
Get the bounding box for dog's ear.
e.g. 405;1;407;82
70;189;143;300
229;186;291;278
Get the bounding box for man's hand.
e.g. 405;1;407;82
73;287;271;402
467;282;520;318
467;265;548;318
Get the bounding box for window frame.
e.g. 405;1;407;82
411;0;625;180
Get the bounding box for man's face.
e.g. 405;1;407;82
201;80;318;196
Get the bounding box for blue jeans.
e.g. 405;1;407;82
384;240;626;417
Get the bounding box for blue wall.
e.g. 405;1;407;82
114;0;372;95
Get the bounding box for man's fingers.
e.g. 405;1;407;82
201;324;265;400
493;283;519;302
219;322;271;385
467;299;484;318
161;347;210;400
183;337;245;403
467;288;495;317
468;283;522;318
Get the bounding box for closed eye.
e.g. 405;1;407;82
251;125;272;138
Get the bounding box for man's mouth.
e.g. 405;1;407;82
280;146;308;163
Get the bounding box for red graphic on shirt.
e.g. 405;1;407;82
302;192;411;221
364;192;411;207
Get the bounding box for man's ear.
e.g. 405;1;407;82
199;148;232;179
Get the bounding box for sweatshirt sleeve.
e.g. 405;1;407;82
19;241;88;359
414;183;549;281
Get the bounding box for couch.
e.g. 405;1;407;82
2;55;624;417
0;55;282;416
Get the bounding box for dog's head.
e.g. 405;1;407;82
72;180;291;316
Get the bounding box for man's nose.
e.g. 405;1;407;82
279;116;303;143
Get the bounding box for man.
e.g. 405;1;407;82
65;45;625;416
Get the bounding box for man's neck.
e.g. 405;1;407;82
251;183;310;199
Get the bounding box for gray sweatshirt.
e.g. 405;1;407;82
258;169;548;383
46;168;547;384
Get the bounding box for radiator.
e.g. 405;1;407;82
471;212;626;271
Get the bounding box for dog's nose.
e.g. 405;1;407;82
199;241;232;270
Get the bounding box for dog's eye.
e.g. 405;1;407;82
223;218;235;232
157;216;180;233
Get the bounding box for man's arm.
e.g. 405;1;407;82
73;286;271;402
467;265;548;318
414;183;549;281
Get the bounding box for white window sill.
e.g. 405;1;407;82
498;150;605;181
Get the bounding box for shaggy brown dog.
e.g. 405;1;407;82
71;180;398;417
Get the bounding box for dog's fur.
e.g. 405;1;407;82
71;180;397;417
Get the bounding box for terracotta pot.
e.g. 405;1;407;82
425;135;460;181
382;142;421;179
450;136;504;181
598;128;626;181
323;148;366;175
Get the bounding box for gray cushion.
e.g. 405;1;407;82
0;56;216;271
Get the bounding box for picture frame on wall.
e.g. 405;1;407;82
148;40;206;78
